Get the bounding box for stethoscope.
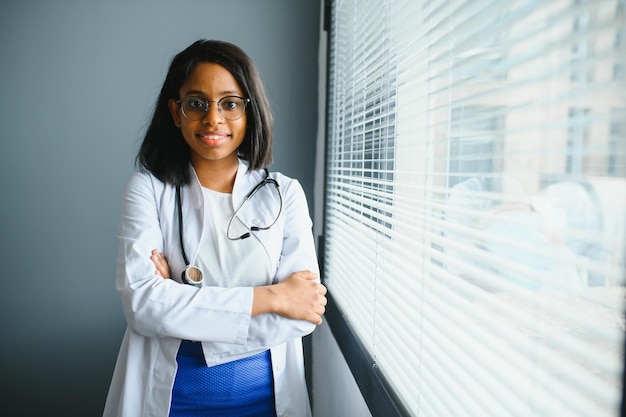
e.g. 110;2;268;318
175;168;282;285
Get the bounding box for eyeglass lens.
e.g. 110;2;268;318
180;96;248;121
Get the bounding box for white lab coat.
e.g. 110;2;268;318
103;160;319;417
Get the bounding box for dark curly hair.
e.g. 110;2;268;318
136;39;274;185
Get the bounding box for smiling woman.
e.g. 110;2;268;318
103;40;326;417
0;2;321;415
136;40;275;188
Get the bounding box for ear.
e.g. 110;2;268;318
168;99;182;127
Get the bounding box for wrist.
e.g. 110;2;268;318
252;285;281;317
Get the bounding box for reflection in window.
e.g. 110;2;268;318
324;1;626;416
567;107;589;175
609;109;626;176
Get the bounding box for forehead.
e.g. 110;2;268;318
180;62;243;97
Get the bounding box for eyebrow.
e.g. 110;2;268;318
182;89;243;97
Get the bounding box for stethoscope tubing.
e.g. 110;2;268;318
175;168;281;285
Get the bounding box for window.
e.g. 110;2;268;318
322;1;626;416
610;109;626;176
567;107;590;174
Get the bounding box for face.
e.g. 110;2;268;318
168;62;247;170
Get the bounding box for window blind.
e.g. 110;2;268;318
323;0;626;416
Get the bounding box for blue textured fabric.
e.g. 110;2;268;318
169;341;277;417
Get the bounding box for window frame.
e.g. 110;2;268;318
319;2;410;415
318;1;626;417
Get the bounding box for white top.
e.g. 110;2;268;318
197;187;272;289
103;160;318;417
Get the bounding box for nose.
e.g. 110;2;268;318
201;101;223;125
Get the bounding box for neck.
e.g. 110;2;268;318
191;158;239;193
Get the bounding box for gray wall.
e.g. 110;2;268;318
0;1;319;415
312;322;373;417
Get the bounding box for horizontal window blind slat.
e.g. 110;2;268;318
424;268;621;390
328;201;617;293
325;0;625;416
382;227;624;348
358;252;619;388
419;311;611;417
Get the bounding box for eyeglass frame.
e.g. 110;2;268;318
175;95;251;121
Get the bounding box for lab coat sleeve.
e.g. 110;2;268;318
201;177;320;365
248;177;319;341
116;172;253;344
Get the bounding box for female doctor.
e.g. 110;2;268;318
103;40;327;417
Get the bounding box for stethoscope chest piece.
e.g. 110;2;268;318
182;265;204;286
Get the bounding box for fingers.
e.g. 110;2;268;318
307;306;324;325
309;288;328;325
319;283;328;295
315;304;326;325
317;290;328;311
150;249;161;272
304;272;326;325
297;272;328;324
316;299;327;324
150;249;171;279
291;270;319;281
276;271;329;325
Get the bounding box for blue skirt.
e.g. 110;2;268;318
169;340;277;417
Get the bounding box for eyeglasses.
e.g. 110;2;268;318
176;96;251;121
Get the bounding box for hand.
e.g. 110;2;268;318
255;270;327;325
150;249;171;279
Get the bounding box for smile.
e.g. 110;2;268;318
197;132;229;145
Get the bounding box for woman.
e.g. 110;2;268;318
103;40;327;417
